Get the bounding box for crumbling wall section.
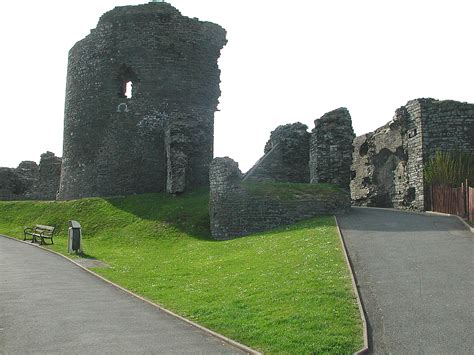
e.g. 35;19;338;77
244;123;310;183
0;152;61;200
37;152;62;200
351;98;474;210
310;108;355;189
58;3;226;199
210;157;350;240
0;167;28;200
350;108;411;208
15;161;40;199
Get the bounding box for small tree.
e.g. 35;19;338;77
424;151;474;187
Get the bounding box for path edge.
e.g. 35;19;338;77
425;211;474;234
334;216;369;355
0;234;261;355
353;206;473;234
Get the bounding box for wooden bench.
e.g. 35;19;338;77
24;225;56;245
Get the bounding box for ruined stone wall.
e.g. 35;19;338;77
58;3;226;200
350;108;411;208
403;100;425;209
0;167;29;200
243;123;310;183
37;152;62;200
310;108;355;189
0;152;61;200
210;157;350;240
419;99;474;158
351;98;474;210
14;161;40;199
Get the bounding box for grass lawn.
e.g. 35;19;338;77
0;189;362;353
241;181;343;200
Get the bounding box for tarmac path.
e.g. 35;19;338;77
0;235;245;354
338;208;473;354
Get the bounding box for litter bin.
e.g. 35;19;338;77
68;220;82;254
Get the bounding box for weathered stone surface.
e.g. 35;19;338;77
210;157;350;240
37;152;62;200
310;108;355;190
0;161;39;200
351;98;474;210
15;161;40;199
0;168;25;200
0;153;61;201
58;2;226;200
244;122;310;183
350;108;410;208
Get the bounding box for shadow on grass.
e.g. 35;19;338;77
106;188;213;241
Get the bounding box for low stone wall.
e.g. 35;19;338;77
210;157;350;240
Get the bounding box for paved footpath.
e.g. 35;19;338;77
0;236;244;354
338;208;473;354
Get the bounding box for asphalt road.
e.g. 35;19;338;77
0;236;244;354
338;208;473;354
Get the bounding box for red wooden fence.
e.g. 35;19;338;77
431;181;473;221
469;187;474;222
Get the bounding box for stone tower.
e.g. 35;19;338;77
309;108;355;190
58;2;226;199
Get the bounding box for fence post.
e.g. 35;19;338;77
467;179;472;222
430;184;433;212
464;180;468;218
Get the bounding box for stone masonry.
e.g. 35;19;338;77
351;98;474;210
0;152;61;200
210;157;350;240
58;2;226;199
310;108;355;190
37;152;62;200
243;122;310;183
0;167;32;200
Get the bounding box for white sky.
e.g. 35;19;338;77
1;0;473;171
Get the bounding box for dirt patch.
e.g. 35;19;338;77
74;258;109;269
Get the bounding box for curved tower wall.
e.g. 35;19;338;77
58;2;226;199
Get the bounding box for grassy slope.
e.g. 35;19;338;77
0;189;362;353
241;181;345;200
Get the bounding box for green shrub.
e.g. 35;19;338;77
424;151;474;187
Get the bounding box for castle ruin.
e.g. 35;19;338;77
310;108;355;189
0;152;61;201
351;98;474;210
210;157;350;240
1;2;473;243
242;108;355;189
243;123;310;183
58;2;226;199
209;108;355;239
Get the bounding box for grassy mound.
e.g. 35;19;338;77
242;181;345;200
0;189;362;353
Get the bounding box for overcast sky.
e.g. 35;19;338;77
1;0;473;171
